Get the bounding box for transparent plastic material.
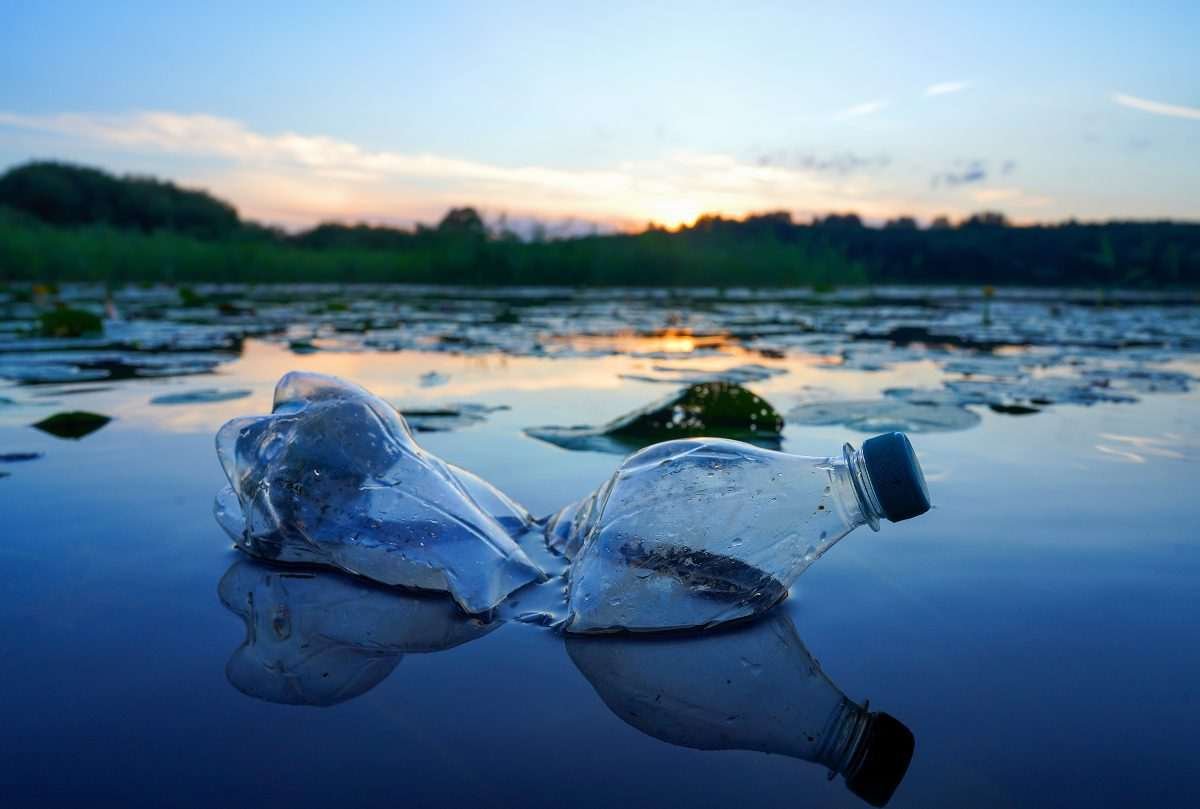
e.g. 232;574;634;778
214;372;543;614
567;608;911;806
219;559;497;706
545;437;887;633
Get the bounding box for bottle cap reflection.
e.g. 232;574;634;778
567;610;915;807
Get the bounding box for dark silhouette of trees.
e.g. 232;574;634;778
0;161;239;238
437;207;486;238
1;161;1198;287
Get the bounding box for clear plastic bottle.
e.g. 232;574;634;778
545;433;930;633
567;606;915;807
214;372;545;615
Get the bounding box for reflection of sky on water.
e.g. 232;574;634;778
1;291;1199;807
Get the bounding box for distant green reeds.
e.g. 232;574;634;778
0;211;867;287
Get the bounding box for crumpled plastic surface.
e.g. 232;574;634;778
214;372;543;613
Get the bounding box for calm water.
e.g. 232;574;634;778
2;285;1199;807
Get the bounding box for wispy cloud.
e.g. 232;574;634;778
931;159;987;188
753;150;890;176
925;80;971;97
833;100;887;120
0;109;924;228
1112;92;1200;121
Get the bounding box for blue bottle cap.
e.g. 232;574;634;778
861;432;930;523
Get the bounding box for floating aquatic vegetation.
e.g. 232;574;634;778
419;371;449;387
397;402;510;432
1080;366;1193;394
940;355;1030;377
32;411;112;439
287;339;318;354
887;371;1141;416
943;377;1137;408
0;452;42;462
619;363;787;385
219;559;497;706
988;403;1041;415
38;307;103;338
525;382;785;453
31;385;116;398
0;350;227;384
825;342;937;372
788;398;981;433
150;388;253;406
0;363;110;383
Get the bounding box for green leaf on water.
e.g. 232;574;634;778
32;411;112;440
38;307;103;337
525;382;784;454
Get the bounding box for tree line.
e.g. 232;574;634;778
1;161;1197;287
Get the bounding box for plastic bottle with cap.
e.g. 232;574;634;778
545;432;930;633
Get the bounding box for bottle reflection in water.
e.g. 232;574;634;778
567;609;916;807
546;433;930;633
218;559;497;706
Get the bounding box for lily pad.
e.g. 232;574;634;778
398;402;510;432
525;382;784;453
150;388;253;406
788;398;982;433
39;307;103;338
0;452;42;462
619;363;788;385
31;411;112;440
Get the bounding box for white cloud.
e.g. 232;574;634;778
833;100;887;120
1111;92;1200;121
925;80;970;97
0;109;923;228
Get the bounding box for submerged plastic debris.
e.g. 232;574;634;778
214;372;544;613
219;559;497;706
150;388;253;406
32;411;111;439
524;382;785;454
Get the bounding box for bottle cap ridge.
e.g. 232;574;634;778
861;432;930;523
844;711;916;807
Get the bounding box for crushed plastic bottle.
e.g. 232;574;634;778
545;433;930;633
567;605;915;807
214;372;544;614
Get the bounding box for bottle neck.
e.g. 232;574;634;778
831;443;885;532
815;696;873;774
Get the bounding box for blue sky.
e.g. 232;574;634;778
1;1;1197;228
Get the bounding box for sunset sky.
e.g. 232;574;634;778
2;1;1197;230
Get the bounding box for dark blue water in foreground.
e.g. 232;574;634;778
2;287;1199;808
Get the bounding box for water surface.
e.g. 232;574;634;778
2;285;1198;807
